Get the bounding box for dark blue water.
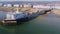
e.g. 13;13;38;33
0;11;60;34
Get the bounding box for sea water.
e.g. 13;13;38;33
0;11;60;34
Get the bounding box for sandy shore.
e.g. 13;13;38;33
52;9;60;15
0;6;60;15
0;7;47;12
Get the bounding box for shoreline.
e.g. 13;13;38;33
52;9;60;15
0;7;60;15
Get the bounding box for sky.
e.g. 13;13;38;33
0;0;60;1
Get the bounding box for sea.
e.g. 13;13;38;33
0;11;60;34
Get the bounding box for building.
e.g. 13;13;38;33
7;4;12;7
23;4;31;8
33;4;51;9
19;4;23;7
3;4;7;7
14;4;19;7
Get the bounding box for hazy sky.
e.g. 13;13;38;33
0;0;60;1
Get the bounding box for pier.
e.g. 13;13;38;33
0;1;60;34
0;2;53;25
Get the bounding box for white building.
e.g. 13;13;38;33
33;5;51;9
7;4;12;7
14;4;19;7
54;6;60;9
3;4;7;7
23;4;31;8
19;4;23;7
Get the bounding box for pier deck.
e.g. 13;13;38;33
0;7;53;25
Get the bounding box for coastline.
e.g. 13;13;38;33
52;9;60;15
